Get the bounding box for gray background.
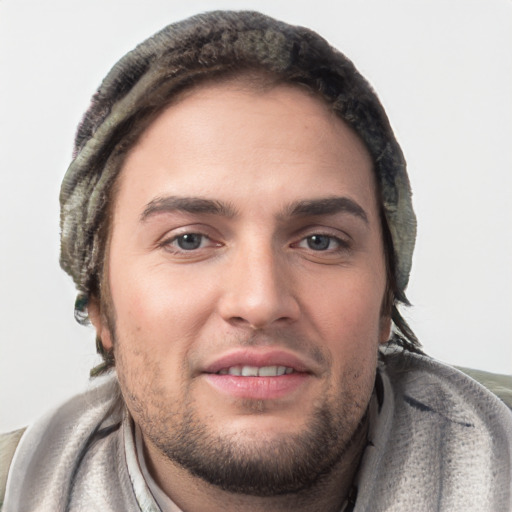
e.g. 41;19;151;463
1;0;511;432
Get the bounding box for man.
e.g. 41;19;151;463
1;10;511;512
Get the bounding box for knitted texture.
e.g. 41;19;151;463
60;10;416;299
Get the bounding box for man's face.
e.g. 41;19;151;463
93;81;390;494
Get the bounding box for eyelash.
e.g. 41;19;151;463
159;233;218;253
159;231;351;256
294;234;350;252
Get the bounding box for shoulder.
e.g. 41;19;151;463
363;349;512;510
380;348;512;446
0;428;26;509
456;366;512;410
1;373;124;511
381;349;512;417
381;347;512;412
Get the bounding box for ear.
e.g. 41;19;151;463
379;314;392;344
88;297;114;350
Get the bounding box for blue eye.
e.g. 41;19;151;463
305;235;335;251
159;231;222;257
175;233;205;250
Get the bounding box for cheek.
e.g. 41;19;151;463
301;270;385;341
298;269;385;397
109;259;220;352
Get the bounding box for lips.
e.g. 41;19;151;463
217;365;294;376
202;349;312;375
201;349;313;400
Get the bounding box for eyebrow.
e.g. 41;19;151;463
140;195;368;224
140;196;237;221
285;197;368;223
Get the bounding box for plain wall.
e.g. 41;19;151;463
1;0;511;432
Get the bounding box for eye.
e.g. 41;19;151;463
305;235;332;251
160;232;218;254
174;233;206;250
298;234;345;251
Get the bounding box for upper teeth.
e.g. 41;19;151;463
217;365;294;376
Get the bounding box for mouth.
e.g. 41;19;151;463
215;365;295;376
202;348;313;375
201;349;314;400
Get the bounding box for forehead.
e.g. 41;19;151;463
115;81;378;220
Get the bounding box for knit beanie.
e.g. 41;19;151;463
60;10;416;313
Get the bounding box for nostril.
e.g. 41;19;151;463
228;317;250;327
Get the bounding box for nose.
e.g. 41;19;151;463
217;242;300;329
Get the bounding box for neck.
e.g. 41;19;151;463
143;416;368;512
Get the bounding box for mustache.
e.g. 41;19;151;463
206;328;332;369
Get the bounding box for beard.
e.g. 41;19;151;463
133;374;370;497
109;310;375;497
